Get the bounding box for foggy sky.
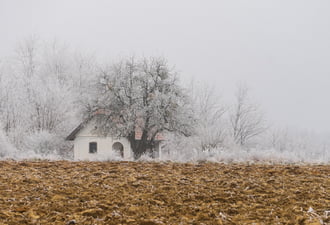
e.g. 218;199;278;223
1;0;330;132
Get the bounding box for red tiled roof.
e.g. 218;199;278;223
135;127;164;141
66;113;165;141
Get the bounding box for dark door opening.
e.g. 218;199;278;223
112;142;124;157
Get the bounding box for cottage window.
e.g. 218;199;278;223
89;142;97;153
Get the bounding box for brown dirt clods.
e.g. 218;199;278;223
0;161;329;224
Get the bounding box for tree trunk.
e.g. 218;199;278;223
128;131;150;159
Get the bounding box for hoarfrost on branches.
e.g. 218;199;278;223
87;57;194;159
190;83;227;151
0;38;95;158
230;85;267;146
0;38;329;163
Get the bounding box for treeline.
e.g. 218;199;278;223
0;38;329;162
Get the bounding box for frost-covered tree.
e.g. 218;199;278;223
87;57;194;158
191;83;227;151
0;38;95;157
15;37;40;79
230;85;266;146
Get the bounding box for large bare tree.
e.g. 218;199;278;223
88;57;194;159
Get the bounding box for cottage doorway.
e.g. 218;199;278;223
112;142;124;157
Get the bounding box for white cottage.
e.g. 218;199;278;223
66;117;163;161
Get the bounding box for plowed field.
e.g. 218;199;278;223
0;161;329;224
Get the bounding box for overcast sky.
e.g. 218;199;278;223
1;0;330;132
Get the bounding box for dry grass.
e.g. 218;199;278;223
0;161;329;224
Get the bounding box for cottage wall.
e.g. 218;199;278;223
73;121;133;160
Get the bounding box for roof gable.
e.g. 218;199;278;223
66;121;89;141
66;115;164;141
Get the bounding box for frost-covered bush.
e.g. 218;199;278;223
161;146;330;164
23;130;64;157
161;132;330;164
0;125;16;158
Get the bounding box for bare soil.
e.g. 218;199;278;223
0;161;329;224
